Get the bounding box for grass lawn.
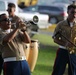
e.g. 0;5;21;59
31;34;58;75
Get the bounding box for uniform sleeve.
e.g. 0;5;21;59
52;23;61;39
0;33;6;45
0;32;6;53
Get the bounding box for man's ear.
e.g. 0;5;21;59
14;8;16;12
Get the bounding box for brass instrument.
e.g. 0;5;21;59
69;25;76;54
11;15;39;28
54;26;76;54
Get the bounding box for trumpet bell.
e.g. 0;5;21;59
33;15;39;24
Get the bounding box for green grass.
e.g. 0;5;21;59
31;47;57;75
31;34;58;75
32;34;58;46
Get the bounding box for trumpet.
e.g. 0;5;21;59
11;15;39;28
11;21;30;28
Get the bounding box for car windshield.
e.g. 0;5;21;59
23;5;64;12
24;6;38;12
0;1;6;11
38;6;62;12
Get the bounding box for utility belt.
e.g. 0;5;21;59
59;46;67;49
4;56;26;62
59;45;76;54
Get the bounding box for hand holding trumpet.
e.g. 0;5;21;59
16;19;26;29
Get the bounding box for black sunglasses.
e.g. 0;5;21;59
7;9;12;12
0;18;11;22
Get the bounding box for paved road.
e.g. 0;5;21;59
38;29;53;36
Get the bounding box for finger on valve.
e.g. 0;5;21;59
16;19;26;29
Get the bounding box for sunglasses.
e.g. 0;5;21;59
0;18;11;22
7;9;12;12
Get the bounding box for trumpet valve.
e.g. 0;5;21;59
70;50;75;54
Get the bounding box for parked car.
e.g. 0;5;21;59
23;5;68;24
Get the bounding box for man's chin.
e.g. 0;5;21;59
6;27;11;30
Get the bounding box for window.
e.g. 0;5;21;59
0;1;6;11
38;6;62;12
